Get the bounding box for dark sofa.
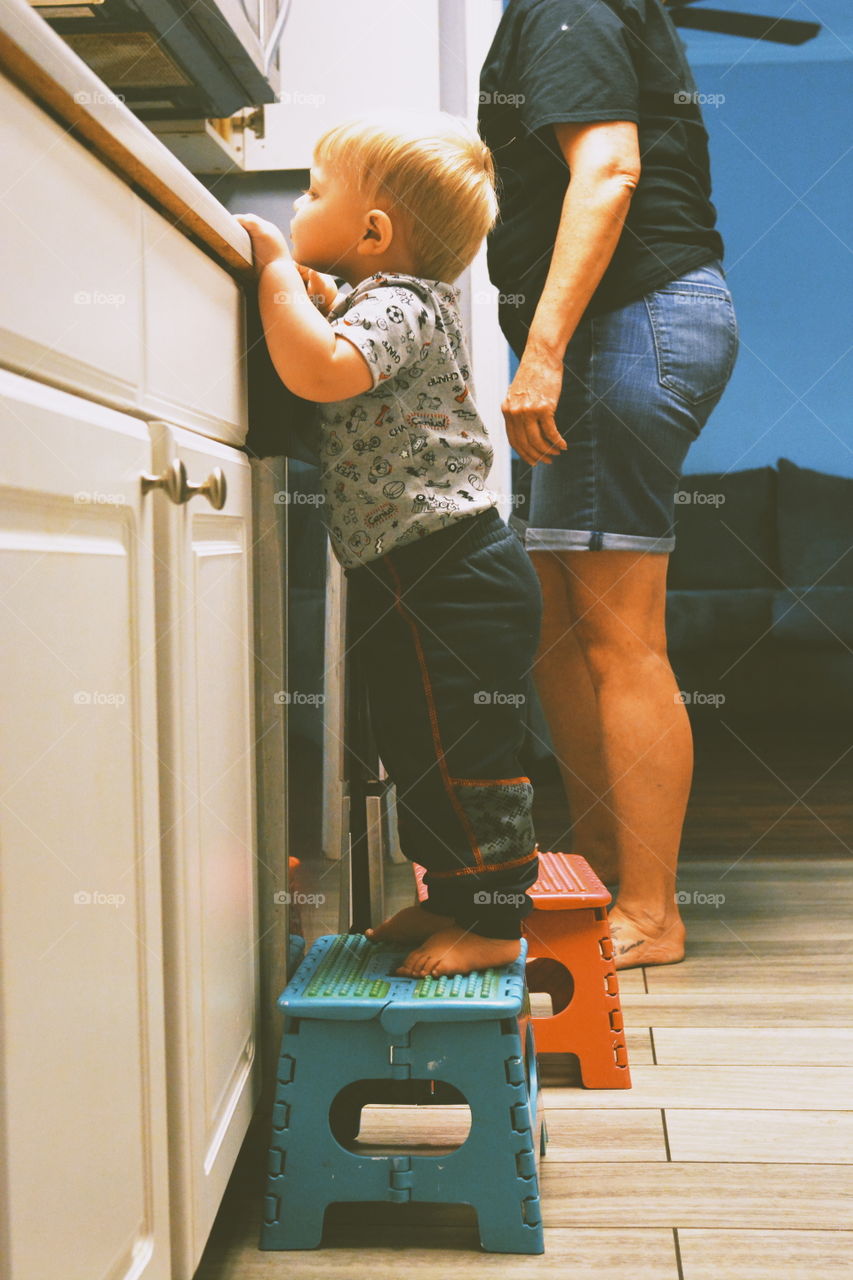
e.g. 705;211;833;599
665;459;853;727
512;458;853;744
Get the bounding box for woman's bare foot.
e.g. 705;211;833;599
364;903;455;946
395;926;521;978
607;902;686;970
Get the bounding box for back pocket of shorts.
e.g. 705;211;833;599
644;284;739;405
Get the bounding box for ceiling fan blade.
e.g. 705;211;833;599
668;6;822;45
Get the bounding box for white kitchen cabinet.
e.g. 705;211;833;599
0;38;277;1280
0;72;144;408
141;203;248;448
0;372;262;1280
145;420;261;1279
0;68;249;451
0;368;172;1280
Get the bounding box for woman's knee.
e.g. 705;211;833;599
568;596;670;686
581;633;671;690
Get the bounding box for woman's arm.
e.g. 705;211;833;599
502;120;641;467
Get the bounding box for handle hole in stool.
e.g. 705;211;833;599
329;1078;472;1154
525;957;574;1016
323;1200;481;1243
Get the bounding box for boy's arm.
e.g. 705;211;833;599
259;257;373;402
236;213;372;403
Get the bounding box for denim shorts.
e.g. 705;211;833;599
498;258;739;553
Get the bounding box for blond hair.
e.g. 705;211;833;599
313;111;498;283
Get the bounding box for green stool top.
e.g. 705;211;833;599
279;932;529;1027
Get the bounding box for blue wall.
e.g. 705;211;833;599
686;21;853;478
504;1;853;479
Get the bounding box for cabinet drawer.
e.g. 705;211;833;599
0;71;143;405
141;203;247;446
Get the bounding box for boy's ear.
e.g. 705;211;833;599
358;209;394;255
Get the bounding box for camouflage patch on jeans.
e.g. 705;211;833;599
451;779;536;867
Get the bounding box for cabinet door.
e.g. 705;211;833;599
146;421;260;1279
140;203;247;448
0;369;171;1280
0;72;144;408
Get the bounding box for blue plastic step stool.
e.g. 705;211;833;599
259;932;547;1254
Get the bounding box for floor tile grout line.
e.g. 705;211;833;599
673;1226;685;1280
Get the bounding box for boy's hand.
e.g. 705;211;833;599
295;264;339;315
235;213;292;276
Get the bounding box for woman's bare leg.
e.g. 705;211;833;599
528;548;688;968
529;554;620;881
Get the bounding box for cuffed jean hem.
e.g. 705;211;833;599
524;526;676;554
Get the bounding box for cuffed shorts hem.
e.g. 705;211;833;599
524;526;676;554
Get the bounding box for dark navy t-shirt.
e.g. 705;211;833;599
478;0;725;319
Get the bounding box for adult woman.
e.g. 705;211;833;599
478;0;739;968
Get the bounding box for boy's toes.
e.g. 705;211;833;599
396;945;433;977
395;948;421;976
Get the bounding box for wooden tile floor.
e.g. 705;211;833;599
195;729;852;1279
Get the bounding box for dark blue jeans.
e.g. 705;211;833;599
344;506;543;938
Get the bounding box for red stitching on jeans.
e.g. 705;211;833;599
427;846;540;878
384;556;485;870
451;775;531;787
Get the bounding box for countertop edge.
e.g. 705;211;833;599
0;0;255;281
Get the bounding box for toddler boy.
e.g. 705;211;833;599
237;113;543;977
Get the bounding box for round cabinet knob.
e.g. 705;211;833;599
141;459;227;510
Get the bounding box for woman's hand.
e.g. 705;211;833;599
235;213;292;276
501;344;568;466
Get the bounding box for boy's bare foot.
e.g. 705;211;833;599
395;926;521;978
607;903;686;970
364;903;455;946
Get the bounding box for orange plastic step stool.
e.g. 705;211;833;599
412;851;631;1088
